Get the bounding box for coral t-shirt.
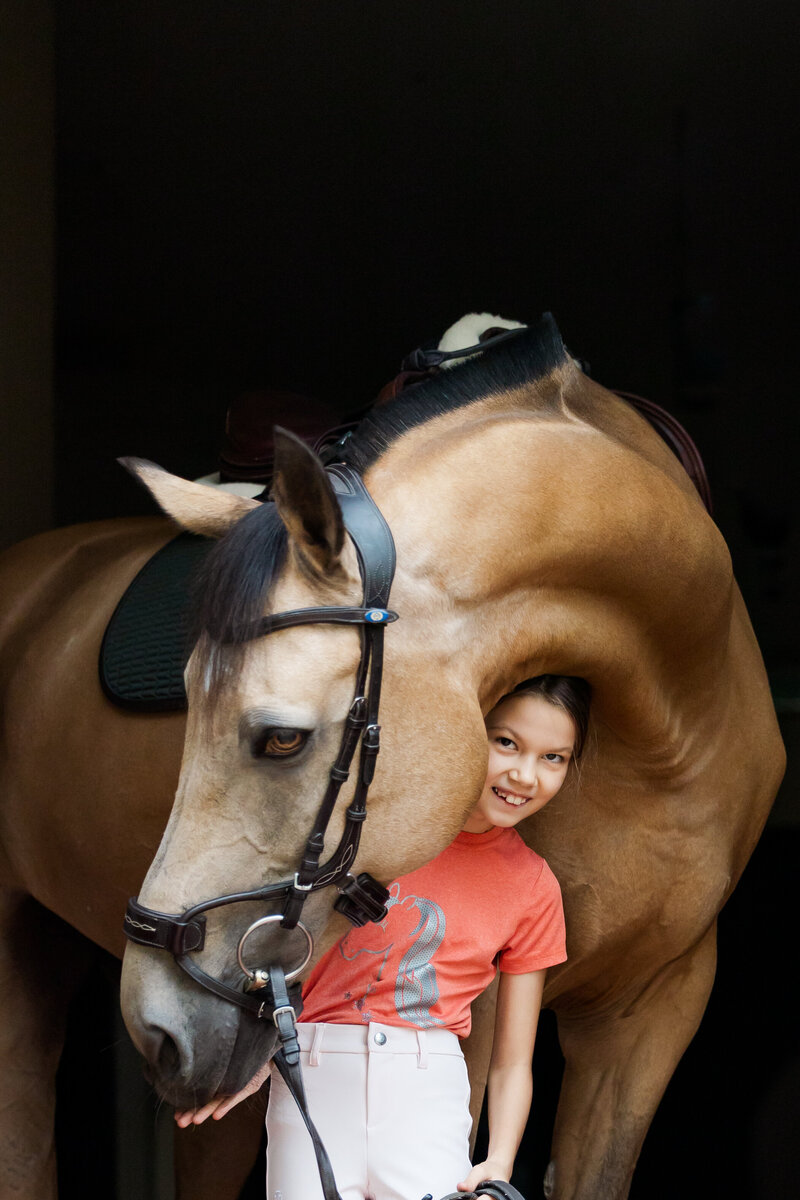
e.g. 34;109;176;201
301;826;566;1038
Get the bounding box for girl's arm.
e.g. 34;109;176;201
458;968;546;1193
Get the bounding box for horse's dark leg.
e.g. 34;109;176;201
0;890;96;1199
546;922;718;1200
174;1094;267;1200
462;973;499;1150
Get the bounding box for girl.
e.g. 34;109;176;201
176;675;590;1200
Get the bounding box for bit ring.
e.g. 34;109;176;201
236;914;314;984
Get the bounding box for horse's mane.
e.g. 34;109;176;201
340;312;567;473
193;313;567;681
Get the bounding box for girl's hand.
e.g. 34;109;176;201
173;1059;271;1127
457;1158;511;1193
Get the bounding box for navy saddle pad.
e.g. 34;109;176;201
100;532;214;711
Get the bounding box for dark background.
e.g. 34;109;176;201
54;1;800;672
17;1;800;1196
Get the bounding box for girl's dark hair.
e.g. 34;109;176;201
503;675;592;758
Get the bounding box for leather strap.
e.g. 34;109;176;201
269;965;343;1200
399;325;528;372
438;1183;527;1200
123;897;206;954
475;1183;528;1200
613;390;712;515
232;605;397;644
279;466;396;926
175;951;269;1016
327;464;397;609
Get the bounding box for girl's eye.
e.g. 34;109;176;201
259;728;309;759
496;736;517;749
543;753;566;763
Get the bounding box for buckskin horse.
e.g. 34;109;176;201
0;316;783;1199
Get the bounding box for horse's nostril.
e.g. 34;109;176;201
137;1022;187;1082
156;1031;182;1077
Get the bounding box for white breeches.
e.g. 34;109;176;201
265;1021;473;1200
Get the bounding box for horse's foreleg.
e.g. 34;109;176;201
548;923;718;1200
462;973;499;1150
0;890;96;1199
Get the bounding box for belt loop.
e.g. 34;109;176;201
309;1023;325;1067
416;1029;428;1069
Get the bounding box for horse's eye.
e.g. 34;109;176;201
260;728;309;759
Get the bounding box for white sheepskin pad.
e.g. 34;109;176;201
192;472;266;498
436;312;526;368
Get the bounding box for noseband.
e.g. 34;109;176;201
123;464;397;1018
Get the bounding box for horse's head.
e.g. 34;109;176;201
119;429;488;1105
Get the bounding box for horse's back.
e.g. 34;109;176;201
0;515;174;645
0;517;185;951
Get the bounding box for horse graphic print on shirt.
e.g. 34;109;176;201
300;828;567;1038
338;882;447;1028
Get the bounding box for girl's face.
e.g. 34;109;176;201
463;694;576;834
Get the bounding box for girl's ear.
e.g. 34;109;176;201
120;458;259;537
271;426;345;577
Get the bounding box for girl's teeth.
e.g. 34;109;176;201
494;786;526;806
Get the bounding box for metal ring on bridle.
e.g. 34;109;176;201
236;914;314;984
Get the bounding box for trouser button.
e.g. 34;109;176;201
373;1031;387;1045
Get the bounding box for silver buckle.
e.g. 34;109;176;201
272;1004;297;1028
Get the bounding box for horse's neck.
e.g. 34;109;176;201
365;369;733;749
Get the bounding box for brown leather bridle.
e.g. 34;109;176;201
123;464;398;1019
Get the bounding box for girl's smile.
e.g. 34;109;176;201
463;694;576;833
491;784;534;806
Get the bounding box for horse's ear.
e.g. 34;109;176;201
271;427;345;576
120;457;259;537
